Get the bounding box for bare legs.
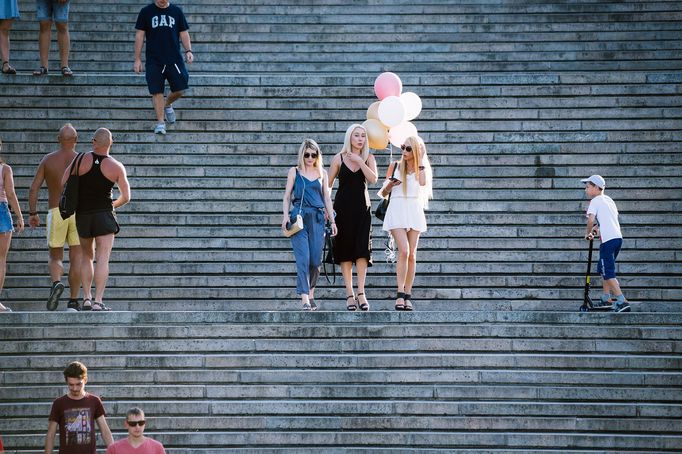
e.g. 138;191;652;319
79;234;114;304
391;229;421;309
152;90;184;123
0;19;14;69
38;20;70;70
0;232;11;310
340;258;369;309
49;246;82;299
603;278;626;300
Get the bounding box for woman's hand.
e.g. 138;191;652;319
330;222;338;236
346;152;364;166
281;216;289;232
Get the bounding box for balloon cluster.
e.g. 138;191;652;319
363;72;422;150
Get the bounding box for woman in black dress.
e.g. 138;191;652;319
328;123;378;310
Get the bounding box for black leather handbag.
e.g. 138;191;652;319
59;152;85;220
374;161;397;221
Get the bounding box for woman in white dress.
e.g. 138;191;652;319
379;136;432;311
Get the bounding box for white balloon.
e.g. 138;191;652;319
378;96;406;128
400;92;422;121
388;122;418;148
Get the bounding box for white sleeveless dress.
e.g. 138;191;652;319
382;172;427;233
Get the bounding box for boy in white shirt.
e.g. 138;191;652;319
582;175;630;312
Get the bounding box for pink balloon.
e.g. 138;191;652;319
374;72;403;100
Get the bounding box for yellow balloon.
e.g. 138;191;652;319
366;101;381;121
363;119;389;150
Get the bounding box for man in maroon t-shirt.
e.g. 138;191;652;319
45;361;114;454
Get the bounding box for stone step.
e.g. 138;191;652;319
3;354;680;375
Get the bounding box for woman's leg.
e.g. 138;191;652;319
0;19;14;65
404;230;422;295
0;231;12;292
340;261;356;308
291;225;311;306
391;229;409;293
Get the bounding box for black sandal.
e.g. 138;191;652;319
81;298;93;311
302;301;312;311
346;295;357;311
357;292;369;311
395;292;405;311
91;301;111;312
61;66;73;77
33;66;48;76
2;61;16;75
309;300;318;311
403;293;414;311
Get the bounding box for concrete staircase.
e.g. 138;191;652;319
1;0;682;452
2;311;682;452
2;0;681;311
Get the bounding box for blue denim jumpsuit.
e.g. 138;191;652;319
289;171;326;295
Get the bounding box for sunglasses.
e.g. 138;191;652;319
126;420;146;427
304;152;318;159
400;145;413;152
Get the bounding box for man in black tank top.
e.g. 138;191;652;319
62;128;131;311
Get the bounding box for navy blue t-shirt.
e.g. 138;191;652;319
135;3;189;64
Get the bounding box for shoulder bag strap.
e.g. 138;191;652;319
296;170;306;216
69;153;85;176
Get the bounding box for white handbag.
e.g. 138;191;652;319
284;214;304;237
284;172;306;237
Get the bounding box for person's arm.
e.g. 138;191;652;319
180;30;193;64
379;162;400;198
281;167;296;231
346;152;378;184
45;420;58;454
585;214;596;240
113;164;131;209
96;415;114;447
133;29;145;73
28;160;46;228
322;171;337;236
4;165;23;233
327;155;340;188
417;151;427;186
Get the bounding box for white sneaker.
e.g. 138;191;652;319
165;106;176;123
154;123;166;135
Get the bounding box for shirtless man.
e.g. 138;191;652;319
28;123;82;311
62;128;130;311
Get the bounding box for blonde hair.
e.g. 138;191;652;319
341;123;369;162
397;136;433;208
296;138;323;179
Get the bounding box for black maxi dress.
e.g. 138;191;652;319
332;159;373;266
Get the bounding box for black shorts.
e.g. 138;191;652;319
145;60;189;94
76;211;120;238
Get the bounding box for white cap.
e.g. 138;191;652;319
581;175;606;189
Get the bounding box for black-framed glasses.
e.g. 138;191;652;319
400;145;413;152
304;152;318;159
127;420;146;427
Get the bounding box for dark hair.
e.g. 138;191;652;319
63;361;88;380
126;407;144;418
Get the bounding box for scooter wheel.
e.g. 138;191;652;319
579;306;589;312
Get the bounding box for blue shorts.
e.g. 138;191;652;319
0;202;13;234
36;0;69;23
145;60;189;95
598;238;622;281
